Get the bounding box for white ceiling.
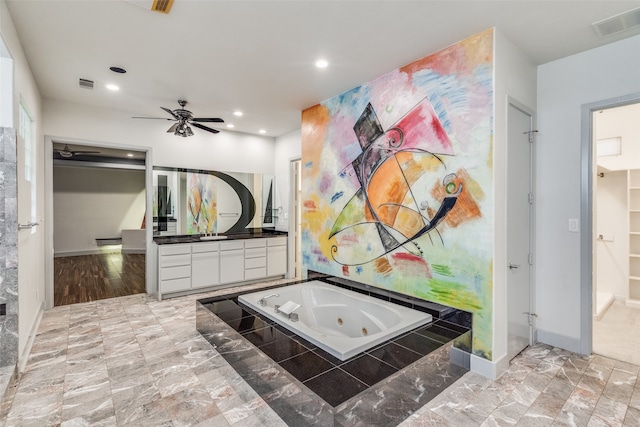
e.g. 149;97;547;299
6;0;640;138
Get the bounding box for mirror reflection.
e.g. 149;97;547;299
153;167;276;236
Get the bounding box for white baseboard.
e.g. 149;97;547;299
54;248;127;257
470;352;510;380
18;301;44;373
625;299;640;309
536;328;582;354
122;249;146;254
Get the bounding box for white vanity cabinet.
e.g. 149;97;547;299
158;244;192;294
267;237;287;276
219;240;245;285
191;242;220;289
156;235;287;299
244;239;267;280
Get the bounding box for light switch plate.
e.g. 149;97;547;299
568;218;579;233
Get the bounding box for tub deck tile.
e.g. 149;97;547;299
196;277;471;425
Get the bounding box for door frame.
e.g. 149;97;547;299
580;92;640;355
288;157;301;279
506;97;536;359
44;136;153;309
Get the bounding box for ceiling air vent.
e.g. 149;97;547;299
592;7;640;37
79;78;94;90
151;0;174;14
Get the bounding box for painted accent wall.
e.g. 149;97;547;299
301;29;495;360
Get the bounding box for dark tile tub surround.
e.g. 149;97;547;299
196;277;471;425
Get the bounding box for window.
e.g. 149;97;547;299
18;102;36;228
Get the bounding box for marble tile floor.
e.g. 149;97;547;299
0;279;638;426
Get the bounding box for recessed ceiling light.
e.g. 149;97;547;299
106;84;119;91
226;124;235;129
259;129;267;134
315;59;329;68
109;66;127;74
127;153;134;157
233;111;243;117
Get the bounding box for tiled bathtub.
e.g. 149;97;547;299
196;278;471;425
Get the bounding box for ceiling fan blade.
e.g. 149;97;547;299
132;116;175;120
191;122;220;134
191;117;224;123
167;123;179;133
72;151;100;155
161;107;179;120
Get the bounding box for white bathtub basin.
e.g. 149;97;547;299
238;280;432;360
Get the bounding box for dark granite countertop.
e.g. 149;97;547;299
153;228;287;245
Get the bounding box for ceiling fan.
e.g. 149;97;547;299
54;144;100;158
133;100;224;137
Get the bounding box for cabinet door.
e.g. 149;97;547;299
192;251;220;289
220;249;245;284
267;244;287;276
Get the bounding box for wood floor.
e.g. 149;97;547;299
54;251;146;306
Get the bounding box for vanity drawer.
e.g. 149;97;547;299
245;247;267;259
245;256;266;269
160;265;191;280
220;240;244;251
192;242;219;253
159;244;191;256
245;239;267;249
159;253;191;268
267;237;287;247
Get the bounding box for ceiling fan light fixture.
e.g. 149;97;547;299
134;100;223;137
173;121;193;137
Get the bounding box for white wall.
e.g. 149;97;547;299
536;34;640;353
53;166;145;255
274;129;301;232
44;100;276;174
477;30;537;377
595;170;627;300
0;0;45;367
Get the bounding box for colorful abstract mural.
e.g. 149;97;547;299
187;172;218;234
301;29;494;360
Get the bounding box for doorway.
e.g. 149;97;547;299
46;139;151;307
506;99;535;362
289;159;302;279
591;101;640;365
